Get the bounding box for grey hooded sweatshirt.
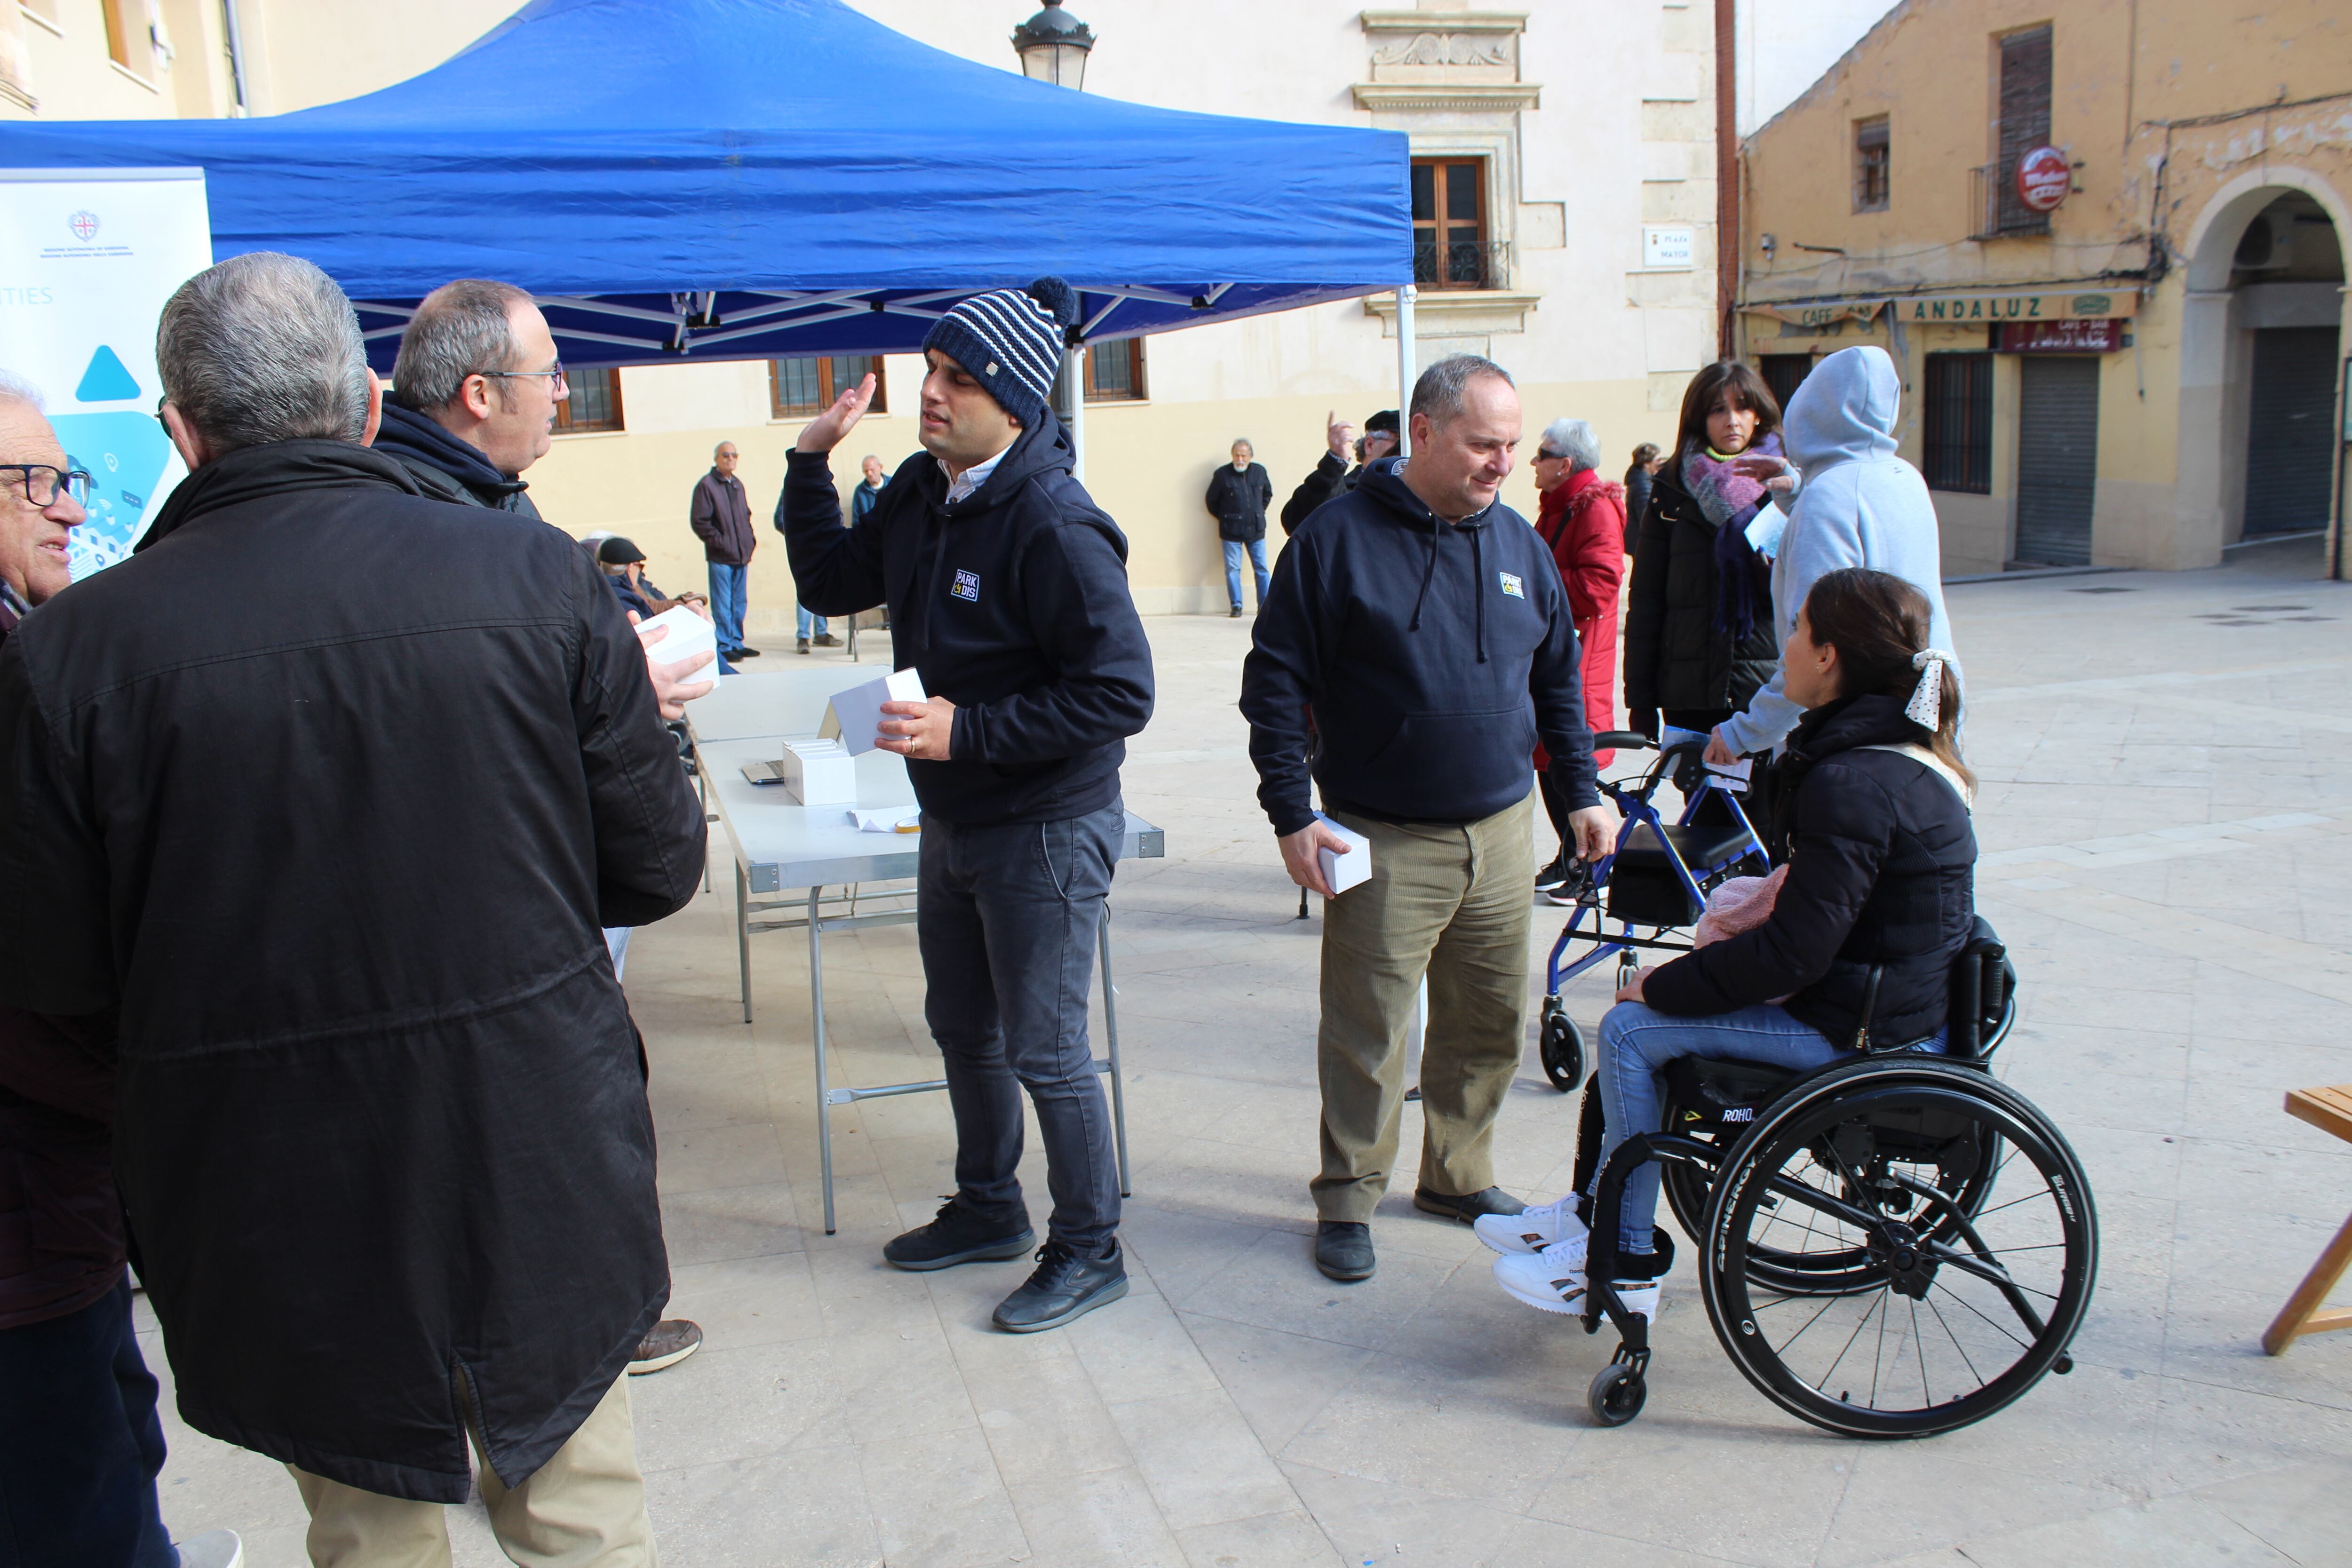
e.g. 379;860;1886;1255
1716;345;1957;755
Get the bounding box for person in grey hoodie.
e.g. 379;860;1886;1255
1708;345;1957;763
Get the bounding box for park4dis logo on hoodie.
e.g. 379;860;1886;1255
1498;571;1525;600
951;570;980;603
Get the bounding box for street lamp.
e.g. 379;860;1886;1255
1012;0;1094;90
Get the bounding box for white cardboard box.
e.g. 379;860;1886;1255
1315;812;1373;895
824;667;927;756
781;738;858;805
634;605;720;694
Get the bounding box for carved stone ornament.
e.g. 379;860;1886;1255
1369;32;1514;69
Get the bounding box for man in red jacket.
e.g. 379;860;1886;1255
1530;418;1624;900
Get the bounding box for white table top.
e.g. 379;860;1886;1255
696;732;1165;894
683;665;884;746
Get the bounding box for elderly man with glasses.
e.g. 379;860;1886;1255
0;381;89;630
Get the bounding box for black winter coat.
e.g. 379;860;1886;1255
0;441;705;1502
1279;451;1364;536
1205;462;1273;542
1644;694;1976;1046
372;402;544;518
1621;459;1779;726
779;415;1155;827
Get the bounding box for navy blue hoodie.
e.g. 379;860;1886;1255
778;414;1154;827
1241;457;1599;836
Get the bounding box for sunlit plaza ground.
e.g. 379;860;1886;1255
147;542;2352;1567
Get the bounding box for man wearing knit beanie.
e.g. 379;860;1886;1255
775;278;1155;1333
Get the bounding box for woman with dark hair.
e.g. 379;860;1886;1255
1621;363;1791;750
1622;443;1661;549
1480;568;1974;1321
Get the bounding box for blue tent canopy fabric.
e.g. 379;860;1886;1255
0;0;1411;370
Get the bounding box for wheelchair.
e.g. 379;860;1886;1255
1534;735;2098;1439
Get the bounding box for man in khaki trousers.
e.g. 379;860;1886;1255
1240;354;1612;1282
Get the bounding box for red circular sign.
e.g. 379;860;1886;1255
2016;146;2071;213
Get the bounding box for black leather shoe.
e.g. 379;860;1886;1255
1414;1186;1526;1224
992;1241;1128;1332
1314;1220;1375;1281
882;1199;1035;1272
733;645;762;658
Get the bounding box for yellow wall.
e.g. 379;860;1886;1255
1737;0;2352;573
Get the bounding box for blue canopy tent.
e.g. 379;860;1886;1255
0;0;1412;389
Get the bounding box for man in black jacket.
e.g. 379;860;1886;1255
1205;438;1273;616
1278;406;1399;535
690;440;760;660
0;253;705;1553
779;278;1154;1334
1242;354;1611;1284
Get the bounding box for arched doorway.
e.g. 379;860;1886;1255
2179;175;2350;563
2230;192;2344;537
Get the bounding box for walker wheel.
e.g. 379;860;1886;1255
1587;1361;1647;1426
1539;1000;1585;1094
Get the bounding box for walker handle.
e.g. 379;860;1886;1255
1595;731;1654;751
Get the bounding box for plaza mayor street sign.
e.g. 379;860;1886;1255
2017;146;2072;213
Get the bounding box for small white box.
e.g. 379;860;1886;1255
780;738;858;806
633;605;720;695
823;667;927;756
1315;812;1373;895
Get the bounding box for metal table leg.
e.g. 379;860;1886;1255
810;885;837;1235
1099;900;1131;1198
736;861;752;1025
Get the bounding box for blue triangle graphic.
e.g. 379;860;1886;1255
74;346;141;403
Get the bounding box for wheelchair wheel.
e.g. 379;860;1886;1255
1699;1059;2096;1438
1539;998;1585;1093
1587;1362;1646;1426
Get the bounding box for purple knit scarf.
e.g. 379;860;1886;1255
1681;431;1781;642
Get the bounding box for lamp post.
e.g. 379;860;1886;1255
1011;0;1094;90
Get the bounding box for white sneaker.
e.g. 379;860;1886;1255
1474;1194;1589;1256
175;1530;244;1568
1491;1233;1661;1322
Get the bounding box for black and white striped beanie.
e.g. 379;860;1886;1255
922;277;1079;427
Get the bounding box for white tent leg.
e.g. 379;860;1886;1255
1395;284;1417;456
1069;344;1087;484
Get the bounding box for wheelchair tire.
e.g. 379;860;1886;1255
1539;999;1585;1094
1587;1362;1646;1427
1699;1059;2097;1439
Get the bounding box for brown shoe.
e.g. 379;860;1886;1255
813;633;842;647
627;1318;703;1375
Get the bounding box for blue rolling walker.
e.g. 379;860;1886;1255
1536;732;1771;1093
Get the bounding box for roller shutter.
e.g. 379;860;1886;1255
2014;356;2099;566
2243;326;2340;535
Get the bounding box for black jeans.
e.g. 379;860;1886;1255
918;804;1124;1256
0;1277;173;1568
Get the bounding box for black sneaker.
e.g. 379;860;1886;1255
1314;1220;1375;1281
882;1199;1036;1272
1542;859;1597;907
992;1241;1129;1332
733;645;762;658
1534;856;1570;892
1413;1186;1527;1224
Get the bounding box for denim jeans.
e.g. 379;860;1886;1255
1588;1002;1947;1254
706;561;748;653
795;603;829;639
0;1278;173;1568
917;804;1124;1253
1223;537;1270;611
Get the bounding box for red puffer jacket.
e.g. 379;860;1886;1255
1534;467;1625;771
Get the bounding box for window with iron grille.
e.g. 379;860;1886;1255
769;356;887;419
1853;117;1891;213
554;367;625;434
1994;26;2052;235
1084;337;1146;403
1923;353;1993;493
1411;159;1501;291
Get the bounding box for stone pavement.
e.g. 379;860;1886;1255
151;543;2352;1566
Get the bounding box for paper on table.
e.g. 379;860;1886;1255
848;808;922;834
634;605;720;694
1314;812;1372;894
823;667;927;756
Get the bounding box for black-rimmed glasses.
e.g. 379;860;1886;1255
477;362;569;396
0;464;93;508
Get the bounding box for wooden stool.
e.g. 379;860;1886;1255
2262;1084;2352;1356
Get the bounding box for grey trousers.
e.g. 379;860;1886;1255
917;804;1124;1254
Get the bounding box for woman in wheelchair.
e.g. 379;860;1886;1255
1484;567;1972;1320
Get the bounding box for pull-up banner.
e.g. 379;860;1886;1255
0;167;213;579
